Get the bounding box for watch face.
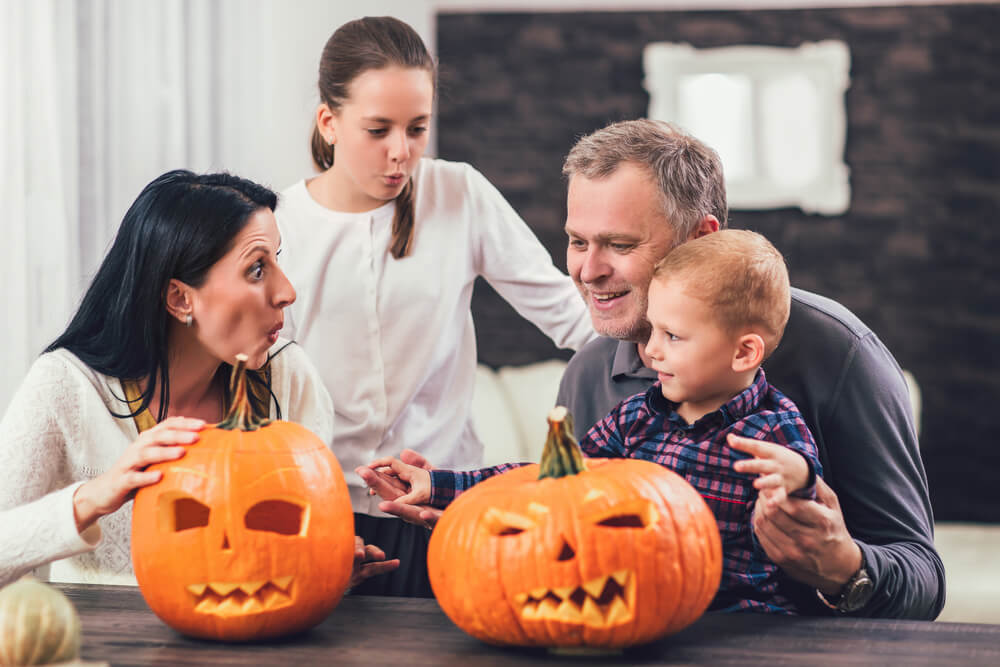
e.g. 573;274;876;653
842;575;874;612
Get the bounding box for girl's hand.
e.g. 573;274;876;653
72;417;205;532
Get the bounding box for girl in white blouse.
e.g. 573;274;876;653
0;170;396;588
276;17;594;596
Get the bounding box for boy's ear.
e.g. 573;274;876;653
164;279;193;325
732;333;765;372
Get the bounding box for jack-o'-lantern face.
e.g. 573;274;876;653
133;423;354;641
131;361;354;642
428;457;722;649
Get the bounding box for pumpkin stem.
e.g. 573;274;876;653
216;353;271;431
538;406;587;479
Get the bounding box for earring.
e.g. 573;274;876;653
185;313;193;327
327;135;336;146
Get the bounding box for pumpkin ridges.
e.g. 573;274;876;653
0;578;81;666
429;412;722;650
131;357;354;641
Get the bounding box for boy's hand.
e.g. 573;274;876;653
357;452;432;505
728;434;810;505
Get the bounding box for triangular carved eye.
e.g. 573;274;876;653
596;514;645;528
590;499;658;529
482;507;535;536
245;500;306;536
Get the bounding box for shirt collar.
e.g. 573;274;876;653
611;339;658;380
645;367;770;428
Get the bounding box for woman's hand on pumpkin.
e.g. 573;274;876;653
349;536;400;588
73;417;205;533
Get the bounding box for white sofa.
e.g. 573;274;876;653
470;361;998;624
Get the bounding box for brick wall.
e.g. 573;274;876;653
436;5;1000;521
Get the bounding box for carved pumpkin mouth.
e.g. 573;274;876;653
186;576;294;616
512;569;634;626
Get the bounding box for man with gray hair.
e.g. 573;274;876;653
362;119;943;620
558;119;943;619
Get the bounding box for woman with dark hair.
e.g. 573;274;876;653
0;169;397;587
276;16;594;597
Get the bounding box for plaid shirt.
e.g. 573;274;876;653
429;368;821;614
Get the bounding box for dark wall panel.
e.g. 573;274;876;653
436;5;1000;521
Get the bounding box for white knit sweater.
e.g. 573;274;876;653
0;341;333;587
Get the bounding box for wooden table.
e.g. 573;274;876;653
59;583;1000;666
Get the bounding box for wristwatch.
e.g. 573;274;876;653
816;555;874;613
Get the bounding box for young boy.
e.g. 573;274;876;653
365;229;821;613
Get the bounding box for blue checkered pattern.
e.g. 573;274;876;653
429;368;821;614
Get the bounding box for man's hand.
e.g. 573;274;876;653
349;535;400;589
750;476;863;595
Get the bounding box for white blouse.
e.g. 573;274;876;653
276;158;594;516
0;341;333;586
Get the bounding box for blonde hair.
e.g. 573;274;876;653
563;119;728;242
653;230;790;359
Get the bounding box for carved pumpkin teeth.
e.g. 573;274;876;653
208;582;239;597
191;583;293;616
552;585;574;601
273;576;294;592
556;598;583;622
514;571;634;626
607;596;630;624
581;576;606;599
216;596;243;615
239;581;266;596
581;596;603;624
538;597;560;617
186;583;207;597
242;597;264;614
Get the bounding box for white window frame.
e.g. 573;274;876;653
643;40;852;215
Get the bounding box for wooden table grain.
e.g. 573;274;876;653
59;583;1000;666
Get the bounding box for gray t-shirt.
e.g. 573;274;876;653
556;287;944;619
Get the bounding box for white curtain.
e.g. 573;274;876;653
1;0;431;413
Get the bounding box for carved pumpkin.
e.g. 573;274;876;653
427;407;722;649
132;355;354;641
0;577;81;666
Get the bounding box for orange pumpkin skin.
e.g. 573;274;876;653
131;420;354;641
427;458;722;649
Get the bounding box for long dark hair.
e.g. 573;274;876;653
310;16;436;259
46;169;282;421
